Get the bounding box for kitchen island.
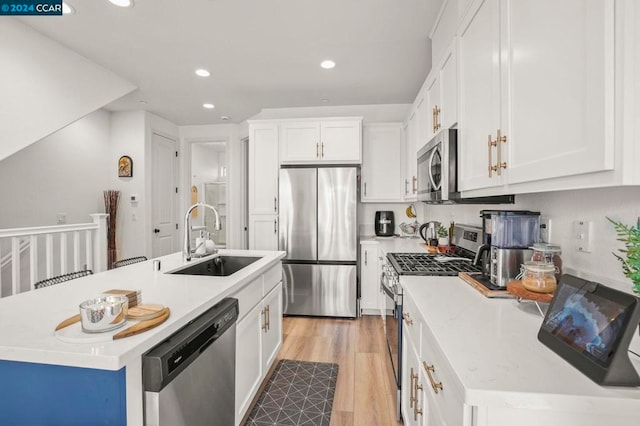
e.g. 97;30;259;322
0;249;285;425
401;275;640;425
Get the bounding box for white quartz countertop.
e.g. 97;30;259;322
402;276;640;414
0;249;285;371
360;235;426;254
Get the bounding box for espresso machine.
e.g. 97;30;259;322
478;210;540;288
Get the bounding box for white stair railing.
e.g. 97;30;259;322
0;214;108;297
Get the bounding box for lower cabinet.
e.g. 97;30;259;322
234;273;283;425
359;242;380;314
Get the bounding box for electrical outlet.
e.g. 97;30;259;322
540;216;552;243
56;213;67;224
573;220;593;253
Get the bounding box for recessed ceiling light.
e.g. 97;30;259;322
221;116;230;121
62;2;75;14
195;69;210;77
108;0;134;7
203;103;215;109
320;60;336;69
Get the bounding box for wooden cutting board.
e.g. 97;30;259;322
127;304;166;321
459;272;515;299
55;308;171;343
507;280;555;303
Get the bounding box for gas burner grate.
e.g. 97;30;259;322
387;252;482;276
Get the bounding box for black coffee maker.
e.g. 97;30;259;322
375;211;395;236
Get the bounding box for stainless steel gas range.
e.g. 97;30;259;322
380;224;483;421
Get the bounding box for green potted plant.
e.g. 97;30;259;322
437;225;449;246
607;217;640;294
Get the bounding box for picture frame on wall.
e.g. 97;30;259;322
118;155;133;177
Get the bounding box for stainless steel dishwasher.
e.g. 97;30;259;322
143;298;238;426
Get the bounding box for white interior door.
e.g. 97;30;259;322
152;132;178;258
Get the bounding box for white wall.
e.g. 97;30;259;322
419;186;640;293
0;18;135;161
0;109;111;228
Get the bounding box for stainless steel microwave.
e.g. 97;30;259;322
417;129;458;203
417;129;515;204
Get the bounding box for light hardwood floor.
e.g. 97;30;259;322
276;315;403;426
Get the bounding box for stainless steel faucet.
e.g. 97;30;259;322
183;203;222;261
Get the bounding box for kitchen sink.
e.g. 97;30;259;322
171;255;261;277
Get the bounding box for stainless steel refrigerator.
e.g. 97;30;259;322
279;166;358;317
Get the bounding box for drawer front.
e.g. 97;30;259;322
402;291;422;354
420;323;464;426
234;276;263;321
263;263;283;295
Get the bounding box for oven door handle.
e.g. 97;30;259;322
380;276;396;300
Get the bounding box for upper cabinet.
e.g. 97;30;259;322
457;0;615;192
248;123;279;215
279;118;362;164
361;123;403;202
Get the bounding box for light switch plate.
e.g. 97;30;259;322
573;220;592;253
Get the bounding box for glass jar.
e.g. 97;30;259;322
521;261;557;293
531;243;563;281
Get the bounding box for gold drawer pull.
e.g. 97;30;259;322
409;368;417;408
414;377;424;421
402;313;413;325
423;361;443;393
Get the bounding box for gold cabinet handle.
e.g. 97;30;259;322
434;105;441;131
274;219;277;234
432;106;437;133
496;129;507;175
409;368;416;408
316;142;319;158
412;176;417;193
321;141;324;158
261;308;267;331
423;361;443;393
488;134;498;177
266;304;270;331
274;197;277;212
405;179;409;195
363;182;367;197
402;312;413;325
414;376;424;421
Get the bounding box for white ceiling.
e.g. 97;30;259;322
19;0;442;125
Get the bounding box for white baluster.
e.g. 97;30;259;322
85;231;93;272
12;237;20;296
73;231;80;272
45;234;53;279
90;213;108;273
30;235;38;290
60;233;68;275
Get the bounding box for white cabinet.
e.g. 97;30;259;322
279;118;362;164
261;283;282;372
248;123;279;215
248;122;279;250
457;0;614;192
248;215;278;251
361;123;403;202
234;269;283;425
402;120;417;200
359;242;380;314
439;43;458;131
425;74;441;141
414;93;429;153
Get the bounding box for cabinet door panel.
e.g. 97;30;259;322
426;75;441;141
235;303;263;422
320;121;361;162
361;124;403;202
458;0;502;191
249;124;279;214
249;215;278;250
505;0;614;183
262;283;282;372
280;122;320;163
404;112;418;199
359;245;379;312
440;44;458;130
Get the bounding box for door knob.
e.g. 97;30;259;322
153;228;160;234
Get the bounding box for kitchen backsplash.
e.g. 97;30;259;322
420;186;640;294
359;202;424;237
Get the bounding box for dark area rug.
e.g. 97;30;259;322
244;359;339;426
